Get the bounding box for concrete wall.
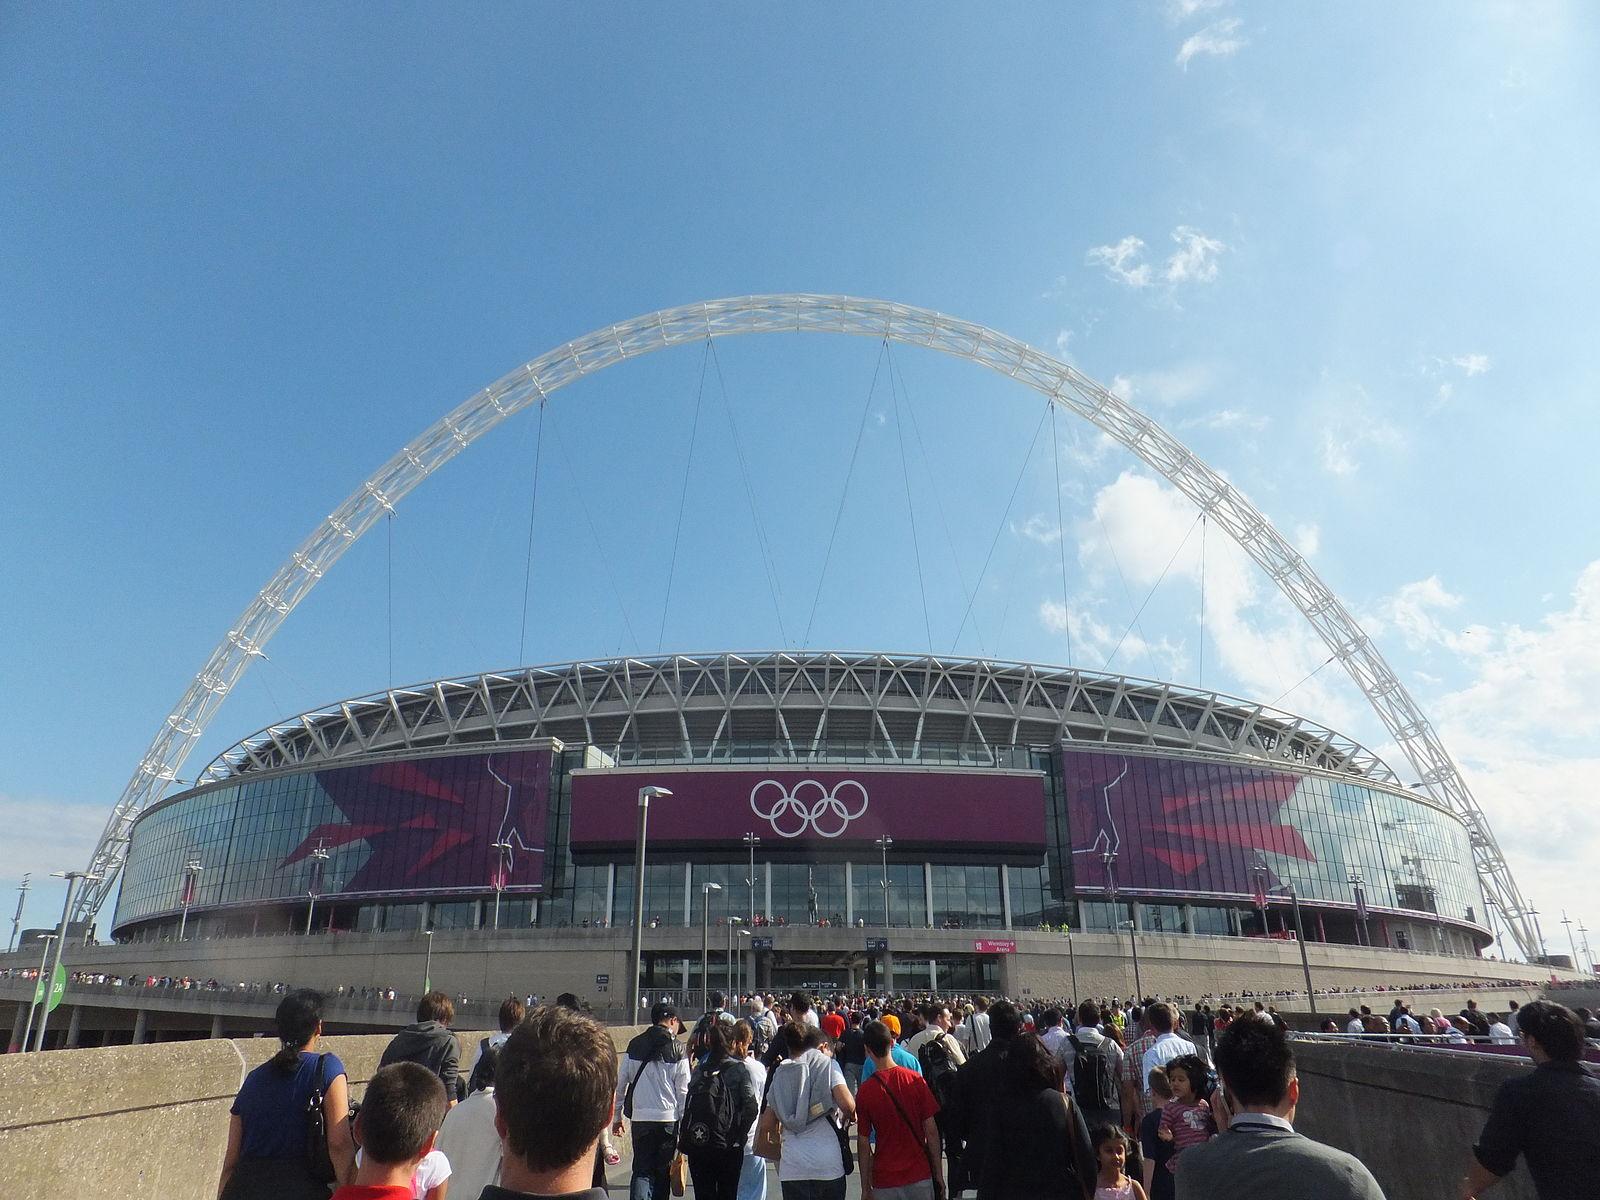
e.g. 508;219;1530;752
0;1025;645;1200
1294;1041;1540;1200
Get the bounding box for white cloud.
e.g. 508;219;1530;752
1318;405;1404;476
1292;523;1320;556
1176;17;1247;68
1039;599;1186;680
1373;575;1467;652
1168;0;1229;20
1086;236;1153;288
1086;228;1228;291
1055;329;1074;356
1182;407;1269;432
0;795;108;928
1452;353;1492;376
1016;513;1063;545
1164;226;1227;284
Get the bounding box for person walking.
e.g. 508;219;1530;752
856;1019;945;1200
1174;1016;1385;1200
1462;999;1600;1200
755;1022;856;1200
614;1001;692;1200
218;989;355;1199
680;1022;759;1200
379;991;464;1103
976;1031;1097;1200
728;1020;770;1200
1067;1001;1127;1136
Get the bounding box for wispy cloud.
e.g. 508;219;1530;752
1317;388;1404;476
1452;352;1492;376
1167;0;1230;20
1086;236;1153;288
1182;407;1268;432
1176;17;1246;68
1086;227;1228;290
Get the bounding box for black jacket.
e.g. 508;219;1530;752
379;1020;462;1101
978;1084;1095;1200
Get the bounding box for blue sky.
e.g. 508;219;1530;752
4;2;1597;964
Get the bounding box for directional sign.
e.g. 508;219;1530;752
752;936;774;951
33;962;67;1013
866;938;889;953
973;939;1016;955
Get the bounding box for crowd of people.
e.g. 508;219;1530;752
211;982;1599;1200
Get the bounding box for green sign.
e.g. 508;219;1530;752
32;962;67;1013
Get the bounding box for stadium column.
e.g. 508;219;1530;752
132;1010;148;1045
1001;867;1013;930
1182;904;1195;935
210;1014;224;1039
66;1005;82;1048
923;865;934;929
8;1005;23;1052
844;862;854;926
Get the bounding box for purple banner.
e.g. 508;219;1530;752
281;749;552;893
570;767;1046;852
1060;749;1314;897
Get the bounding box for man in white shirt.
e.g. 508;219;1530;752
788;990;821;1029
904;1002;968;1066
1344;1009;1364;1036
957;997;993;1054
1037;1007;1071;1070
613;1001;692;1200
1140;1003;1199;1099
1487;1014;1516;1044
436;1072;502;1200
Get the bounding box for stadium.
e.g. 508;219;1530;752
110;649;1495;997
30;295;1569;1012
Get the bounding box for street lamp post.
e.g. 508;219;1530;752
1579;922;1595;976
630;787;673;1020
701;882;723;1015
1063;925;1079;1002
1347;870;1369;946
422;929;435;994
1120;920;1143;1001
1529;909;1547;964
743;833;761;927
178;859;204;941
32;871;100;1052
18;933;55;1053
727;917;742;998
1561;911;1580;971
1254;854;1317;1016
875;835;894;927
491;839;513;931
305;840;330;935
737;927;752;996
8;874;29;954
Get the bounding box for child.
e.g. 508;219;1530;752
1093;1124;1148;1200
1156;1054;1216;1179
1139;1066;1176;1200
336;1062;449;1200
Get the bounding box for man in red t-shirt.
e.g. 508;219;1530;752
822;1004;847;1042
856;1019;944;1200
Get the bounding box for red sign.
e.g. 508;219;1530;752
974;939;1017;954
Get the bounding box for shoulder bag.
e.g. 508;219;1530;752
304;1053;338;1184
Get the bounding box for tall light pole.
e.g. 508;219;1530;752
700;882;723;1014
32;871;100;1052
727;916;742;999
1579;922;1595;976
491;838;513;931
1121;920;1143;1002
1529;909;1547;964
1561;911;1580;971
422;928;435;993
631;786;673;1020
19;933;56;1053
1062;925;1079;1002
876;834;894;927
178;859;203;941
737;927;752;997
1347;870;1369;947
1254;854;1317;1017
305;840;330;935
8;873;30;954
743;833;761;926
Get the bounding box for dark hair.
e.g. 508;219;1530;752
1166;1054;1209;1098
270;989;324;1073
863;1019;894;1058
789;991;813;1014
357;1062;447;1165
1076;1000;1100;1028
1147;1064;1173;1100
1149;1003;1176;1034
1215;1014;1294;1107
496;1004;617;1171
709;991;726;1010
555;992;585;1011
702;1020;730;1063
1005;1032;1064;1093
1091;1123;1128;1154
988;1000;1022;1041
777;1021;811;1058
1516;1000;1584;1061
1040;1007;1063;1029
499;995;528;1033
417;990;455;1025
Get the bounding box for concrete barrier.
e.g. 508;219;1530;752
1293;1040;1543;1200
0;1025;646;1200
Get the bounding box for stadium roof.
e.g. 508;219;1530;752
199;651;1398;784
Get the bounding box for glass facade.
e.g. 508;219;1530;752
114;741;1488;956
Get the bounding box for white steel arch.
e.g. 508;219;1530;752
76;294;1540;959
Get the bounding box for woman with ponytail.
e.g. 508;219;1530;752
218;988;354;1199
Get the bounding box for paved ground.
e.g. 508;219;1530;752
602;1134;872;1200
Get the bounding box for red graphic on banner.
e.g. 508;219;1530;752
1062;749;1316;897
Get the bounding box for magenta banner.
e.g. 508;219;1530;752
570;767;1046;852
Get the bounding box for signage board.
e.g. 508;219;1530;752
751;936;775;951
973;938;1016;954
595;973;610;993
33;962;67;1013
866;937;889;952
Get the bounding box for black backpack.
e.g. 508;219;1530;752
467;1037;497;1094
916;1033;960;1108
679;1060;752;1153
1068;1034;1120;1115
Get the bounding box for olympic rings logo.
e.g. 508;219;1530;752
749;779;869;838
